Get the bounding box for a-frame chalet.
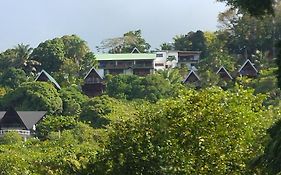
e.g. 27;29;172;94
0;108;46;139
216;66;233;81
238;59;258;77
82;68;105;97
35;70;61;90
183;70;200;87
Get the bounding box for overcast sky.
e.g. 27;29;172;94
0;0;227;52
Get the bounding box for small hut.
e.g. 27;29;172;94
82;68;105;97
216;66;233;81
35;70;61;90
183;70;200;87
0;108;46;139
238;59;258;77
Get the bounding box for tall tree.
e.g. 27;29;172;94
160;42;173;50
31;38;65;73
218;0;275;16
13;44;32;62
98;30;151;53
31;35;97;85
217;2;281;65
173;30;207;57
61;35;90;66
92;87;273;174
0;44;39;75
251;114;281;174
0;68;27;89
1;82;63;113
199;31;235;72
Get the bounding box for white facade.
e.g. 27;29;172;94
95;51;201;76
154;50;200;70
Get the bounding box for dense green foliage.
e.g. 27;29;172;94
80;95;136;128
161;30;207;58
218;0;275;16
0;132;23;144
59;86;88;116
106;73;184;102
276;41;281;89
174;30;207;57
90;87;273;174
0;123;103;175
1;82;62;113
0;2;279;174
36;115;79;139
31;38;65;73
0;87;276;174
0;68;27;89
0;44;39;76
98;30;150;53
251;118;281;174
30;35;96;86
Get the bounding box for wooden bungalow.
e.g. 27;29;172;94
82;68;106;97
0;108;46;139
35;70;61;90
183;70;200;87
238;59;258;77
216;66;233;81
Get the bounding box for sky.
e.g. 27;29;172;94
0;0;227;52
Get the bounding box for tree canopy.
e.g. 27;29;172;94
218;0;275;16
0;1;278;174
90;87;273;174
30;35;96;86
98;30;151;53
1;82;63;113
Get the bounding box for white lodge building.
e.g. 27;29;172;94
95;50;201;77
155;50;201;70
96;53;155;76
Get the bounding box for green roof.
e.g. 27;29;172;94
96;53;156;61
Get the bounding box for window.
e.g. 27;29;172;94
155;63;164;67
156;53;163;57
167;56;176;61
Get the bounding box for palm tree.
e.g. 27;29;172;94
13;44;40;75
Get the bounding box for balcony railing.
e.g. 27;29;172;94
0;130;31;136
178;58;199;62
85;78;101;84
100;64;154;69
134;64;154;68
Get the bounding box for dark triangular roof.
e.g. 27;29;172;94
183;70;200;83
216;66;233;80
35;70;61;90
238;59;258;73
0;109;46;130
17;111;46;130
84;67;104;80
0;108;27;129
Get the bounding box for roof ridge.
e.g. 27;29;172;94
35;70;61;90
183;70;200;83
216;66;233;80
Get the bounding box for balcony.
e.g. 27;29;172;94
133;64;154;68
99;60;154;69
101;64;131;69
178;56;199;63
85;78;102;84
0;129;31;136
